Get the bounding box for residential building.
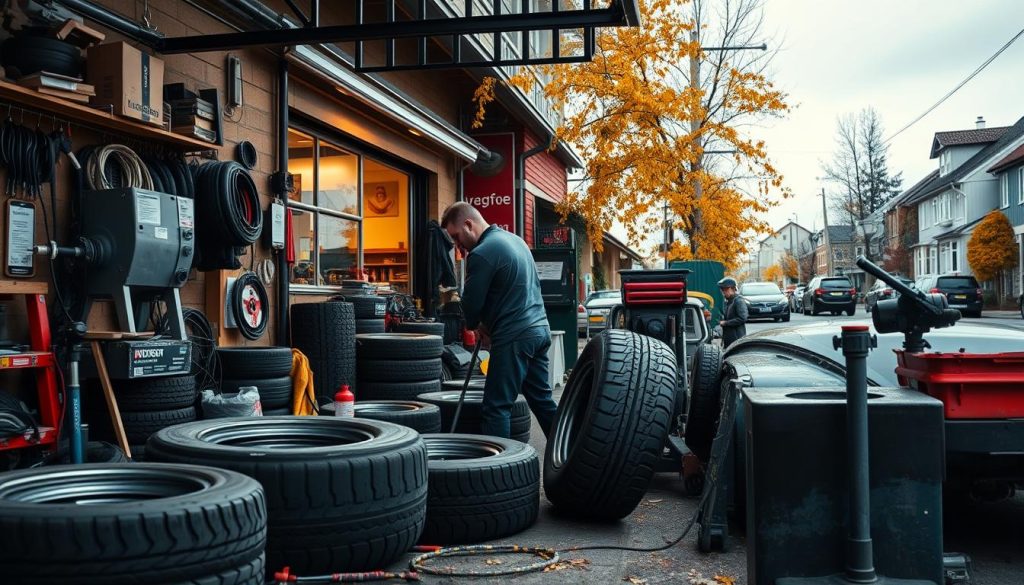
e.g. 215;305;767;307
809;226;856;281
578;231;643;295
901;116;1024;281
756;221;813;283
880;171;934;278
986;143;1024;299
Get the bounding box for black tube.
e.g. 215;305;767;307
57;0;164;46
516;136;550;240
276;58;291;348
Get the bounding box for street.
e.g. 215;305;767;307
745;306;1024;334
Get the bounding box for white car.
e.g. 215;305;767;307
578;290;621;336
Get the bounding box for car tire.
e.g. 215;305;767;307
418;389;531;440
320;400;443;434
357;358;443;383
684;344;724;462
356;333;444;361
846;306;856;317
420;434;539;544
359;378;442;401
544;330;676;520
221;376;293;410
782;313;791;322
291;302;357;406
85;441;129;464
354;318;386;334
216;347;293;379
337;295;387;319
114;374;197;411
122;406;198;444
146;417;427;575
0;463;266;585
395;321;446;337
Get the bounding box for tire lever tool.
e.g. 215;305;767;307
449;336;482;433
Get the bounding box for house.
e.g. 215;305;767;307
755;221;813;283
809;225;856;281
578;231;644;294
901;116;1024;281
879;170;935;278
986;143;1024;300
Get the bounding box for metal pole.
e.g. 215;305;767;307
833;325;878;583
275;58;291;347
68;344;83;464
663;201;669;268
821;187;832;276
689;29;702;257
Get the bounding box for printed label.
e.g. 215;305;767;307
136;193;162;225
155;227;168;240
177;197;194;228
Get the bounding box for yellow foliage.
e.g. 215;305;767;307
762;263;783;284
967;210;1017;282
780;254;799;280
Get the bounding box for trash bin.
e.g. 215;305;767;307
548;330;566;389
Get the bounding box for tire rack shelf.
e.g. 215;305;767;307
0;292;60;452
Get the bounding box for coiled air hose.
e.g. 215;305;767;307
230;271;269;340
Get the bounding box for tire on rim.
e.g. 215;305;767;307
418;389;531;443
319;400;443;434
683;344;724;461
145;417;427;575
420;434;539;544
544;330;676;520
356;333;444;360
216;347;293;379
0;463;266;585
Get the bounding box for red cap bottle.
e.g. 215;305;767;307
334;384;355;418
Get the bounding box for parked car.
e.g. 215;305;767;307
790;285;807;312
914;274;983;318
863;276;915;313
803;275;857;316
579;289;621;336
739;282;790;322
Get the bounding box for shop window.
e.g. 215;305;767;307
362;158;410;290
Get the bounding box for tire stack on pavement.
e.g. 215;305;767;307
291;301;357;406
355;333;444;401
395;320;445;337
320;400;442;433
419;380;532;443
216;347;294;416
88;374;199;460
345;295;388;334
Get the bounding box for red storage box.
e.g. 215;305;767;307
895;350;1024;419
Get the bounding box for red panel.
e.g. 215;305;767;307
896;351;1024;419
623;282;686;305
524;192;535;248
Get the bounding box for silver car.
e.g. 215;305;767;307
579;290;621;337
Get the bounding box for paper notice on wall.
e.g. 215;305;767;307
536;261;563;281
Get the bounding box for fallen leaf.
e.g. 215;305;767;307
624;577;648;585
544;558;591;572
714;576;736;585
484;558;503;565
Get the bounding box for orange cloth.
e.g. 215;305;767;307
291;348;317;415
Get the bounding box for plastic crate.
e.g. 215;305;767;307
895;350;1024;419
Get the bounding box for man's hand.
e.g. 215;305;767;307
476;326;492;349
719;320;726;327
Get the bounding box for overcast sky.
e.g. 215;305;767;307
754;0;1024;244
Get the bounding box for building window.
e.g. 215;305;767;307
930;198;939;225
928;246;937;274
1019;168;1024;204
1001;173;1009;208
950;241;959;273
939;150;951;175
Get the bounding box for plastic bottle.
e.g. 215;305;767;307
334;384;355;418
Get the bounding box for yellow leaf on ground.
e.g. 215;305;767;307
484;558;503;565
714;575;736;585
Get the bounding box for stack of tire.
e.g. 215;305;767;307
419;379;532;443
355;333;443;401
290;301;356;406
88;374;199;459
347;295;388;334
216;347;294;416
394;320;445;337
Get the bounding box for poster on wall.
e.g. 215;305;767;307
463;133;516;235
365;181;400;217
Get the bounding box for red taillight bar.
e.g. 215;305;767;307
623;281;686;305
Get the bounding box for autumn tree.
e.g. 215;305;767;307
762;263;783;284
967;210;1017;303
780;253;799;282
798;251;817;282
474;0;790;269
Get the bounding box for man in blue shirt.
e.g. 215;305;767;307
441;202;558;440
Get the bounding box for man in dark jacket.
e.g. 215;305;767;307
718;277;748;349
441;202;558;439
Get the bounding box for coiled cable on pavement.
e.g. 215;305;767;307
409;544;560;577
84;144;153;190
229;271;269;341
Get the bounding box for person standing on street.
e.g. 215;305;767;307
441;202;559;439
718;277;748;349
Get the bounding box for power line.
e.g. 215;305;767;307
886;26;1024;144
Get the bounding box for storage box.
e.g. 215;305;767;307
895;350;1024;419
86;42;164;127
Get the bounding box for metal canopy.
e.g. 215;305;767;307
156;0;639;72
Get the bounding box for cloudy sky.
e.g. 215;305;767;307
754;0;1024;242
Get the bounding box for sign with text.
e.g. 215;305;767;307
464;133;517;235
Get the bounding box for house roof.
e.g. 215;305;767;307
888;169;940;209
987;143;1024;174
935;216;984;240
909;116;1024;205
602;231;643;262
826;225;856;243
929;126;1010;158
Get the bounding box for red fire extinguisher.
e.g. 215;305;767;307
334;384;355;418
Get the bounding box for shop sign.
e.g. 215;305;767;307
465;133;516;235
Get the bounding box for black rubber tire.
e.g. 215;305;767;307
417;390;530;438
846;306;856;316
395;321;446;337
357;358;443;383
85;441;128;464
221;376;293;410
341;295;388;319
114;374;197;411
320;400;443;434
782;313;791;322
356;333;444;360
684;344;724;461
420;434;540;544
358;378;441;401
145;417;427;575
263;407;291;416
216;347;293;379
543;329;677;520
355;318;386;334
0;463;266;585
129;444;146;461
122;406;198;444
193;553;265;585
441;378;487;392
1;35;83;78
291;302;357;406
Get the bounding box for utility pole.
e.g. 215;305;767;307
821;187;833;276
663;201;671;268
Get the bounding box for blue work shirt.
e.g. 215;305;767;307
462;225;549;346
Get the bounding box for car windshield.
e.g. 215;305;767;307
937;277;978;289
587;291;619;302
741;283;782;296
820;278;852;289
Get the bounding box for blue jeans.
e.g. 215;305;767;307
481;326;558;439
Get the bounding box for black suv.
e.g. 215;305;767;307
914;274;983;318
863;276;915;313
803;275;857;316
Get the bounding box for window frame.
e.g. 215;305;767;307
939;150;951;175
1018;167;1024;205
950;241;959;273
1001;173;1010;208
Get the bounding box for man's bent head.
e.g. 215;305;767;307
441;201;490;252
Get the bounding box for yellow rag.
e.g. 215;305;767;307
291;348;318;416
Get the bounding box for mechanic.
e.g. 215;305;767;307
440;202;558;440
718;276;748;349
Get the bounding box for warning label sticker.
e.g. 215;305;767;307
136;193;162;225
177;197;194;228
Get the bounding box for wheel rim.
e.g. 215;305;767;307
0;467;213;505
433;390;484;402
355;402;422;414
550;359;594;468
195;418;377;449
423;436;504;460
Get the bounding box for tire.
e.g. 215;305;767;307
122;406;197;444
291;302;357;406
356;333;444;360
221;376;293;410
420;434;539;544
810;302;819;316
0;463;266;585
217;347;293;379
846;306;856;316
544;330;676;520
358;378;442;401
684;344;724;461
263;407;291;416
417;390;531;439
193;553;265;585
358;358;443;383
85;441;128;464
320;400;442;434
146;417;428;575
782;313;791;322
340;295;388;319
396;321;446;337
355;318;386;334
1;36;83;78
114;374;197;411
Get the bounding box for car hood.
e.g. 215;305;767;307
726;319;1024;387
744;294;786;303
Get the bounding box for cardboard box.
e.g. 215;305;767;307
86;42;164;127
